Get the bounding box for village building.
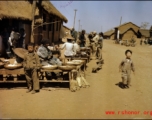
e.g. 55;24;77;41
103;29;115;39
104;22;152;40
114;22;140;40
63;25;72;35
138;29;150;39
0;0;68;47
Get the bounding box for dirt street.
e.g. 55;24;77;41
0;39;152;119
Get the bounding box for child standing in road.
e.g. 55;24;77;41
23;43;41;94
119;50;135;88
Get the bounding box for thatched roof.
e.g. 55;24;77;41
115;22;140;29
139;29;150;37
41;1;68;23
0;1;32;20
0;1;68;22
63;25;71;30
104;29;114;36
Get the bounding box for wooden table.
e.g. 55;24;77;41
0;62;85;89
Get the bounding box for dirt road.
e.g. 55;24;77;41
0;40;152;119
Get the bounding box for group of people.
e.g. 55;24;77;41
23;32;86;94
88;31;104;60
23;40;63;94
23;28;105;94
140;37;152;45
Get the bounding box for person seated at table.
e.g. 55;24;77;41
37;39;52;65
60;35;75;61
49;51;62;66
72;39;81;56
49;51;62;80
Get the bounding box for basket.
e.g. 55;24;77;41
4;63;22;70
58;66;76;70
42;65;58;70
66;61;81;66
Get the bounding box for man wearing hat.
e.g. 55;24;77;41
60;34;75;60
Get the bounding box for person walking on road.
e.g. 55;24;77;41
119;50;135;88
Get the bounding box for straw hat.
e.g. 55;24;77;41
13;48;28;59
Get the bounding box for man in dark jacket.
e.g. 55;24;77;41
79;30;86;47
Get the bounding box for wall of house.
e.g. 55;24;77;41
41;11;62;44
24;21;31;46
122;29;137;40
64;27;71;35
53;18;61;43
110;34;115;40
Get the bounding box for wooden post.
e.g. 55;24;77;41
30;0;37;43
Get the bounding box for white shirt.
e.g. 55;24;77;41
61;42;74;56
93;34;99;43
73;43;80;55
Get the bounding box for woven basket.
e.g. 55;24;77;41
42;65;58;70
58;66;76;71
4;64;22;70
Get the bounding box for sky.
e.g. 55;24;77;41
51;1;152;33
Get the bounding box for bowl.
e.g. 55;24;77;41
4;63;22;70
42;65;58;70
66;61;81;65
72;60;83;63
58;65;76;70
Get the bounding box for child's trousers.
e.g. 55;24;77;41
25;69;39;91
121;71;131;86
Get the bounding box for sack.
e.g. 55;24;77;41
81;76;90;87
76;75;90;88
76;77;82;87
70;79;79;92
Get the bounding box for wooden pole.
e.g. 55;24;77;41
78;20;80;32
120;16;122;25
30;0;37;43
73;9;77;29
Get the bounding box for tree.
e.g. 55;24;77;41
140;22;150;29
